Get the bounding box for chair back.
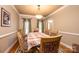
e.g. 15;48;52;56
33;28;39;32
40;35;62;53
44;29;49;35
49;29;59;36
17;31;27;52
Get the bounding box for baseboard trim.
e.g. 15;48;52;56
4;40;17;53
0;31;17;39
60;42;72;50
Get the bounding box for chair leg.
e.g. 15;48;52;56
27;46;40;53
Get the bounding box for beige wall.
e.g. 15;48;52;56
0;5;19;52
31;17;37;32
19;16;24;30
47;6;79;47
19;15;37;32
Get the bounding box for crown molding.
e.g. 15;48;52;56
11;5;19;15
46;5;68;18
19;14;36;19
20;14;35;17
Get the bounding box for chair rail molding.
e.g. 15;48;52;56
0;31;17;39
60;31;79;36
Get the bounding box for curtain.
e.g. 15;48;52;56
23;19;26;34
28;18;31;32
23;18;31;34
37;19;44;33
37;19;39;28
42;20;44;32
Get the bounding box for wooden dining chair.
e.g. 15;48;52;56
44;29;49;35
49;29;59;36
39;35;62;53
33;28;39;32
17;31;27;52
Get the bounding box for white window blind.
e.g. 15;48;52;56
39;21;42;32
25;20;29;34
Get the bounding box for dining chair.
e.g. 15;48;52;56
44;29;49;35
17;31;27;52
33;28;39;32
49;29;59;36
39;35;62;53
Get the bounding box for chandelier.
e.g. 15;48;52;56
35;5;43;19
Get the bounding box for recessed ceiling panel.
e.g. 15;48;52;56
15;5;62;16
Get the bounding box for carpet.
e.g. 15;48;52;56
15;46;63;53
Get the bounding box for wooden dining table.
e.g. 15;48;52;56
26;32;50;50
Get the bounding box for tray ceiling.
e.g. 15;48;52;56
15;5;62;16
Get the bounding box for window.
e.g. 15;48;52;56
48;20;53;30
25;20;29;34
39;21;42;32
48;22;50;30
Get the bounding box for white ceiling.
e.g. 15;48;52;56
15;5;62;16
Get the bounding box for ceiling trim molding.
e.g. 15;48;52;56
11;5;19;15
46;5;68;18
19;14;35;17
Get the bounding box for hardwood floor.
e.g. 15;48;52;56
9;41;73;53
59;44;73;53
9;41;19;53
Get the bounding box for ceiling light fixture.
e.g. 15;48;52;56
35;5;43;19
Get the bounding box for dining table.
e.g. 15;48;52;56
26;32;50;50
